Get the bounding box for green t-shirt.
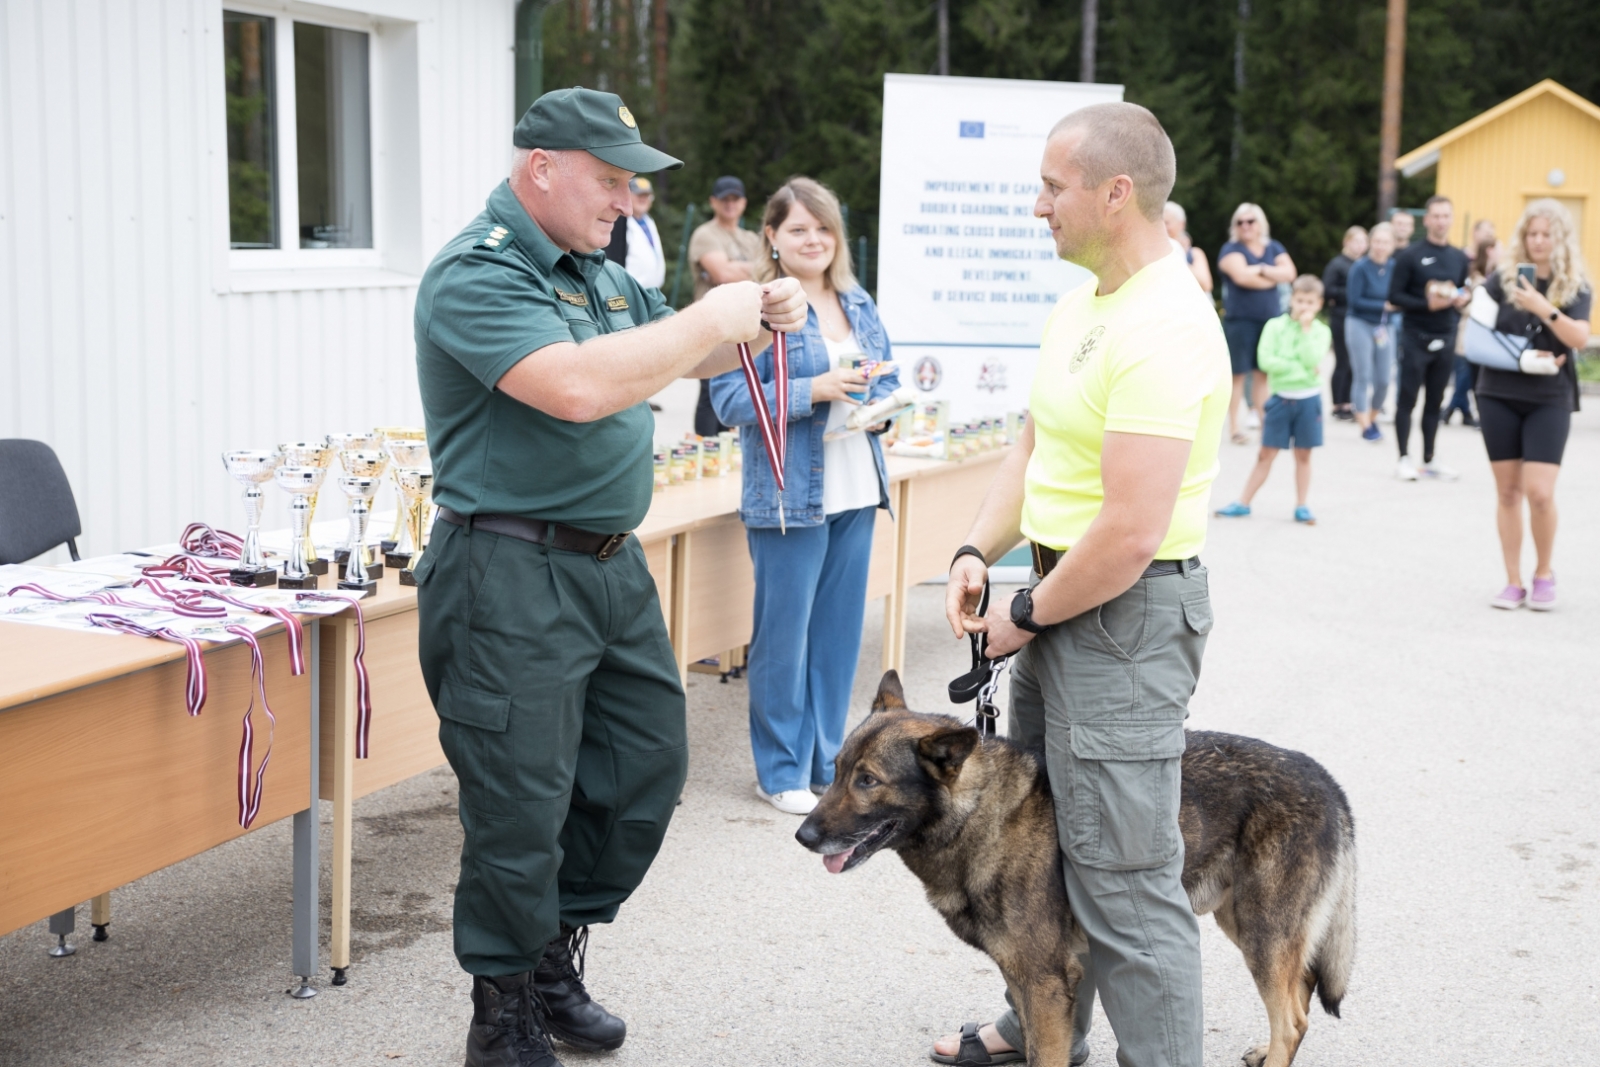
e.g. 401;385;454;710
415;182;672;532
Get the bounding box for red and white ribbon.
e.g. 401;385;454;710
5;581;225;620
141;553;231;584
736;328;789;530
180;523;244;560
85;612;209;717
297;592;373;759
226;622;277;828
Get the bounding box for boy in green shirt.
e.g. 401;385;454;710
1216;274;1331;524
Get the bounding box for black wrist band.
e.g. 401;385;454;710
760;319;773;332
951;544;987;569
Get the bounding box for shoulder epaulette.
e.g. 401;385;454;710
475;224;513;251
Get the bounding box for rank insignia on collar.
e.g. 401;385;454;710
605;295;629;312
554;288;589;307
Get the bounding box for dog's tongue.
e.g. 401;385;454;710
822;846;855;874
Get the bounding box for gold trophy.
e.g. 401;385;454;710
383;436;431;569
394;468;434;587
374;426;426;554
278;439;335;574
326;432;383;563
336;450;389;583
221;449;284;586
274;466;328;590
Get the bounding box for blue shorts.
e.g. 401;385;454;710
1262;394;1323;449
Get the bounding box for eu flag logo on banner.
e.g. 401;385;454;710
959;121;985;138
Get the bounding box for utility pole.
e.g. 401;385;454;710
1080;0;1098;83
1377;0;1407;219
937;0;949;76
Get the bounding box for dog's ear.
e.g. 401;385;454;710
872;670;908;713
917;726;980;783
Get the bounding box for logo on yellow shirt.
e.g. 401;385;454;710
1070;326;1105;373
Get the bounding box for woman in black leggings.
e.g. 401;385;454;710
1477;199;1592;611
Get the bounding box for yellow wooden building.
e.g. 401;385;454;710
1396;79;1600;255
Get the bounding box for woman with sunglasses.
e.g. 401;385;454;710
1218;204;1297;444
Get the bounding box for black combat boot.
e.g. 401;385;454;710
466;972;563;1067
532;925;627;1051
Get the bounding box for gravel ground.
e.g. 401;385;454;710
3;408;1597;1067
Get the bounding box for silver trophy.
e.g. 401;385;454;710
383;437;432;569
274;466;328;590
278;439;335;574
327;432;383;562
336;449;389;590
221;449;284;586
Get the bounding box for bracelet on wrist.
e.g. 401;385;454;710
951;544;987;569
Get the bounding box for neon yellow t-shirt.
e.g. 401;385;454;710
1021;250;1231;558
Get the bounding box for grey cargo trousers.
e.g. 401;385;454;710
991;563;1212;1067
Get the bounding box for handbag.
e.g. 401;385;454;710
1461;285;1529;371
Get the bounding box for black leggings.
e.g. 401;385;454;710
1329;311;1352;407
1395;334;1455;461
1477;394;1572;465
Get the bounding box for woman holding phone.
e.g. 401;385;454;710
709;177;900;814
1477;199;1592;611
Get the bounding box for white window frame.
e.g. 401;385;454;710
219;1;389;274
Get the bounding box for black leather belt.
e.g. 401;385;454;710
437;507;631;561
1031;541;1198;580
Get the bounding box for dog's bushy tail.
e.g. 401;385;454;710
1307;820;1357;1017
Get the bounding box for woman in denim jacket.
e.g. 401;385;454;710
710;177;900;816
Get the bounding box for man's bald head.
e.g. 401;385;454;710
1049;103;1176;222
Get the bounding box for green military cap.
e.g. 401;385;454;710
513;86;683;173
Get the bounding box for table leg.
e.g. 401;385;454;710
46;906;76;957
329;617;356;985
884;480;912;675
290;620;321;999
671;532;692;685
91;892;111;941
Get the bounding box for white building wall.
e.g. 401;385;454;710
0;0;515;558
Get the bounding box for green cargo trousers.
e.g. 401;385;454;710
991;564;1213;1067
412;520;688;977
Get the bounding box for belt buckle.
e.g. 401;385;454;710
595;533;628;561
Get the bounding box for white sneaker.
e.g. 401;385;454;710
1243;410;1261;431
756;785;817;815
1420;461;1459;481
1396;457;1418;481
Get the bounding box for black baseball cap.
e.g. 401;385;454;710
710;176;747;199
513;87;682;173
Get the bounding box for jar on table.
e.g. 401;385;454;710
653;450;669;491
702;438;723;478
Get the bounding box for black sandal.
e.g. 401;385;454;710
929;1022;1026;1065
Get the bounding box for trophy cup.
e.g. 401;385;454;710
279;439;335;574
326;432;383;562
375;426;427;554
274;466;327;589
336;449;388;583
383;437;432;569
221;449;284;586
394;468;434;587
335;473;383;597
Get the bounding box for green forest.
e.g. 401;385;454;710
539;0;1597;301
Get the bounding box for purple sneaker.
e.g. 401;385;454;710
1489;585;1526;610
1529;575;1556;612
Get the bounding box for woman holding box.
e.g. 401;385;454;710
710;177;900;815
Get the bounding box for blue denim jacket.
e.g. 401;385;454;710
709;286;900;529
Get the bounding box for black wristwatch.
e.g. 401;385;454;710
1010;588;1051;634
1548;309;1561;323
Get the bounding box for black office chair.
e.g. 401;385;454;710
0;439;82;565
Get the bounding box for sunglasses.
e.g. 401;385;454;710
1237;218;1260;226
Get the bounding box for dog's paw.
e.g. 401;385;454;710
1240;1045;1270;1067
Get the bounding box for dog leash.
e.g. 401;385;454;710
946;577;1011;738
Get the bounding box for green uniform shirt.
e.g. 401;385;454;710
415;181;672;532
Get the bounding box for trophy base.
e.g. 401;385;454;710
337;560;384;580
336;579;377;599
380;539;399;554
334;548;351;564
308;557;330;576
278;573;320;590
399;568;420;588
384;551;413;570
228;567;278;588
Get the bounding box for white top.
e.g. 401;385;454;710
625;214;666;289
821;331;883;515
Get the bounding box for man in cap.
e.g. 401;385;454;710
688;175;763;435
602;176;666;290
411;87;804;1067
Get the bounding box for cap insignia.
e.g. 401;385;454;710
618;105;637;129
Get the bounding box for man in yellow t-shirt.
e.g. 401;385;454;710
934;103;1229;1067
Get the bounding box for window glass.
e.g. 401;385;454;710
224;11;277;249
295;23;373;249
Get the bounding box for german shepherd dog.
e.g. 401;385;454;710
796;671;1355;1067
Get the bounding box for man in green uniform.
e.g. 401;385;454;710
410;88;804;1067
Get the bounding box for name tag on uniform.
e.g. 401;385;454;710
606;295;629;312
554;288;588;307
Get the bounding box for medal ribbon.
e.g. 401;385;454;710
5;581;226;620
736;329;788;531
180;522;244;560
84;612;209;717
141;554;232;584
226;623;278;828
296;592;373;759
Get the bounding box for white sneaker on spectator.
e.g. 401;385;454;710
1420;461;1459;481
757;785;817;815
1243;410;1261;431
1396;457;1418;481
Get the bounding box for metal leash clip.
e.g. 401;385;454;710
946;577;1011;738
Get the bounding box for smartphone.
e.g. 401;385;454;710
1517;262;1537;287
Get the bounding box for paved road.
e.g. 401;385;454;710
3;408;1597;1066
